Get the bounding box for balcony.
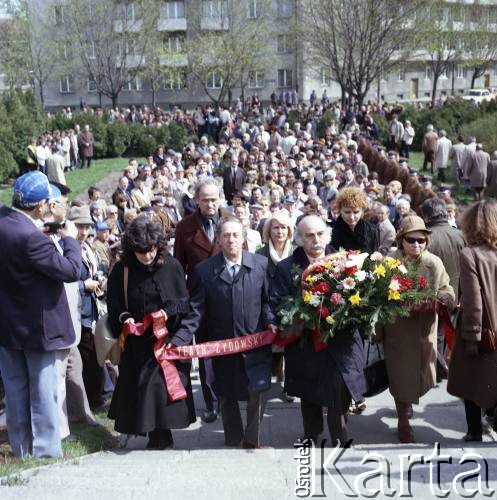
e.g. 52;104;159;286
114;19;143;33
159;54;188;67
157;18;187;31
200;17;229;30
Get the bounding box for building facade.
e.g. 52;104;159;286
23;0;497;109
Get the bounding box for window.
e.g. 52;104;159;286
452;5;465;23
278;69;292;88
122;38;139;56
247;0;259;19
321;67;331;86
160;1;185;19
277;34;292;53
441;7;449;23
397;68;405;82
397;94;404;100
203;0;227;18
164;35;184;53
456;64;467;79
457;38;465;51
124;75;144;91
206;72;223;89
125;3;140;22
88;79;97;93
425;66;432;80
248;71;264;88
86;40;96;59
440;67;448;79
60;75;74;93
163;70;186;90
57;42;72;61
277;0;293;18
54;5;64;26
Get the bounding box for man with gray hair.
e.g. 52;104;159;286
420;197;465;380
435;130;452;182
270;215;366;446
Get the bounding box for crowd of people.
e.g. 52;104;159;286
2;100;497;458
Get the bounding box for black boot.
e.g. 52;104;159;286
147;429;173;449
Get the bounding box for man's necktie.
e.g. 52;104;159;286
207;218;215;242
231;264;239;283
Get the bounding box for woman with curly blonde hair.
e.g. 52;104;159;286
448;200;497;442
331;187;379;254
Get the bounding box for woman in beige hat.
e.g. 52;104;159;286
379;215;455;443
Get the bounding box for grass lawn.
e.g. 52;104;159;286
0;158;131;207
407;151;473;206
0;407;117;482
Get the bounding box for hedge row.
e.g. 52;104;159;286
0;92;194;183
46;114;194;161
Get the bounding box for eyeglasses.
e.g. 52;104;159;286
404;236;427;245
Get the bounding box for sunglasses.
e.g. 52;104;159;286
404;236;427;245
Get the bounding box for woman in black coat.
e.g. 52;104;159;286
331;187;379;254
107;217;195;449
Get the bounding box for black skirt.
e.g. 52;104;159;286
108;331;196;435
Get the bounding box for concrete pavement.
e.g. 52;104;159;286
1;380;496;499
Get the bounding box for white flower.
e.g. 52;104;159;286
346;252;370;270
341;277;356;290
370;252;384;262
398;264;408;274
355;270;367;282
389;278;401;291
308;294;322;307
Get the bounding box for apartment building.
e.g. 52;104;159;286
25;0;497;109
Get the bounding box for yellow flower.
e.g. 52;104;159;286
303;290;313;303
325;315;335;325
306;275;314;283
388;289;401;301
373;264;386;278
349;292;361;305
384;257;401;270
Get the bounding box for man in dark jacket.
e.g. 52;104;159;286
173;216;277;448
174;179;222;422
270;215;366;447
0;171;81;458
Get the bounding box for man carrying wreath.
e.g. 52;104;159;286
270;215;366;446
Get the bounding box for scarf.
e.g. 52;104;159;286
268;238;292;265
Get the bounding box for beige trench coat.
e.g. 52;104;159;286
381;249;455;404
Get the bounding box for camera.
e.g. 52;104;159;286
44;221;66;233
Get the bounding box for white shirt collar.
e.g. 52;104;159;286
224;255;242;269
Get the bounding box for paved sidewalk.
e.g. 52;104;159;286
1;380;496;499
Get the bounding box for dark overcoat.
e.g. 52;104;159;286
0;205;81;351
331;216;379;254
270;247;367;407
173;251;275;401
448;245;497;409
107;257;195;435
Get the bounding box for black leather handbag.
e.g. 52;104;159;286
363;342;389;397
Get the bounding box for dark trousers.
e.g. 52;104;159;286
220;390;267;446
81;156;92;169
464;399;495;436
400;141;410;159
422;151;435;171
301;372;351;446
199;357;218;412
78;327;104;410
438;168;446;182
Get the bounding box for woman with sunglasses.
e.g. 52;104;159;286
379;215;455;443
106;216;195;449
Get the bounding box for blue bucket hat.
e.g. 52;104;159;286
14;171;52;204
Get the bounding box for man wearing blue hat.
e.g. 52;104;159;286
0;171;81;458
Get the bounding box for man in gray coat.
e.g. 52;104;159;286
467;144;490;201
421;198;465;380
449;135;467;187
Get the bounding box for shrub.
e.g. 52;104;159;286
317;111;337;139
0;142;18;182
460;114;497;155
137;133;157;157
106;123;131;157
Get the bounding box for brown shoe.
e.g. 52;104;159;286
398;424;415;443
241;439;262;449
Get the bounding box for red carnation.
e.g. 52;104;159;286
312;282;331;294
318;306;331;318
344;266;358;276
398;276;414;292
313;265;325;273
417;275;428;289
